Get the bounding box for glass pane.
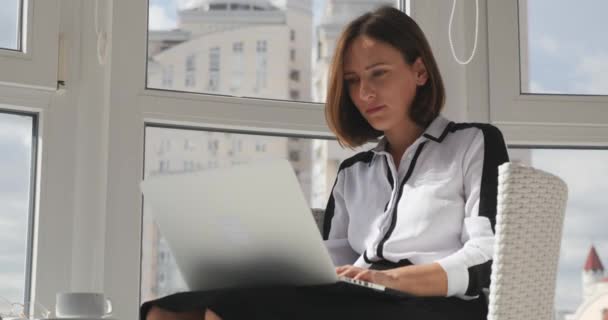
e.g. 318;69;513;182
0;111;35;304
520;0;608;95
146;0;402;102
508;148;608;317
0;0;22;51
140;127;370;301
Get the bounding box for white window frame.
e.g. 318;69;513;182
0;0;73;313
105;1;415;319
487;0;608;146
0;84;74;314
0;0;59;90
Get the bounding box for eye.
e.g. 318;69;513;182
372;69;387;77
345;77;359;85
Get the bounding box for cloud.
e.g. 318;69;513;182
538;35;559;55
175;0;204;10
149;5;177;31
0;272;26;303
0;113;32;146
528;81;562;94
573;53;608;95
531;149;608;310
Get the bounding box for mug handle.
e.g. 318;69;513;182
105;298;113;315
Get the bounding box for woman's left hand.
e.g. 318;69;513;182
335;265;398;288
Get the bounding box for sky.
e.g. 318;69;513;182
1;0;608;312
0;0;20;50
0;113;33;304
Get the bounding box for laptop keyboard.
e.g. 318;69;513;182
338;276;386;291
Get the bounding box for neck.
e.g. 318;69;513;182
384;120;424;165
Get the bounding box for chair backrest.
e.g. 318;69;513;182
487;163;568;320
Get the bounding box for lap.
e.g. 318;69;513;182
141;284;487;320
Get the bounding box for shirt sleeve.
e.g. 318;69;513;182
436;125;509;299
322;169;349;240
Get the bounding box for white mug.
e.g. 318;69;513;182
55;292;112;318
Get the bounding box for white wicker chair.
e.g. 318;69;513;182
487;163;568;320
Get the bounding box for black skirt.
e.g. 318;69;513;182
140;283;488;320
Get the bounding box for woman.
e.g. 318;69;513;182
143;6;508;320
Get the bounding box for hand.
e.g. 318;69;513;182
335;265;397;288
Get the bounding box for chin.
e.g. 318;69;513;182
366;120;392;132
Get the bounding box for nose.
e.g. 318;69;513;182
359;80;375;101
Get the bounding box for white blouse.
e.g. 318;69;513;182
323;115;509;299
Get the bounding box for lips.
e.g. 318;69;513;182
366;105;386;115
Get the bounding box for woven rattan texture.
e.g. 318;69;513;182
487;163;568;320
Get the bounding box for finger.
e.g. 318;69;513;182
353;270;372;281
338;267;364;278
335;265;352;273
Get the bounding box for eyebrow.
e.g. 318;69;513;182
344;62;389;76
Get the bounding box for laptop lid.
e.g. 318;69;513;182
140;159;338;291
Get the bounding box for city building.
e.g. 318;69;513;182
313;0;395;102
562;246;608;320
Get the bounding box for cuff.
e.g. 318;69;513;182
436;253;469;297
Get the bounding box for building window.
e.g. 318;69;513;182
208;47;220;92
208;139;219;154
230;3;250;10
290;29;295;41
185;54;196;87
230;42;244;91
290;90;300;100
289;70;300;82
255;142;266;152
159;160;170;172
209;3;227;10
162;65;173;88
317;41;322;61
289;150;300;162
255;40;267;91
290;49;296;62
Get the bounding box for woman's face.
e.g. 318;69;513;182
343;35;427;133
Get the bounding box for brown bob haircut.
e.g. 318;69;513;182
325;6;445;148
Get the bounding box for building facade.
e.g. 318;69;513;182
562;246;608;320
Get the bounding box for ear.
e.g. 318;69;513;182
412;57;429;86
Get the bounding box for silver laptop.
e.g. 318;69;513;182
140;159;412;298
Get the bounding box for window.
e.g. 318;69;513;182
208;48;220;91
0;111;37;304
230;42;244;92
289;90;300;100
255;40;267;92
316;41;322;61
288;150;300;162
289;70;300;82
185;54;196;88
487;0;608;144
0;0;59;88
145;0;401;102
507;148;608;317
209;4;227;10
110;2;409;319
0;0;23;51
141;127;370;301
519;0;607;95
161;65;173;88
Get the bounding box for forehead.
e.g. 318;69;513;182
343;36;403;70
